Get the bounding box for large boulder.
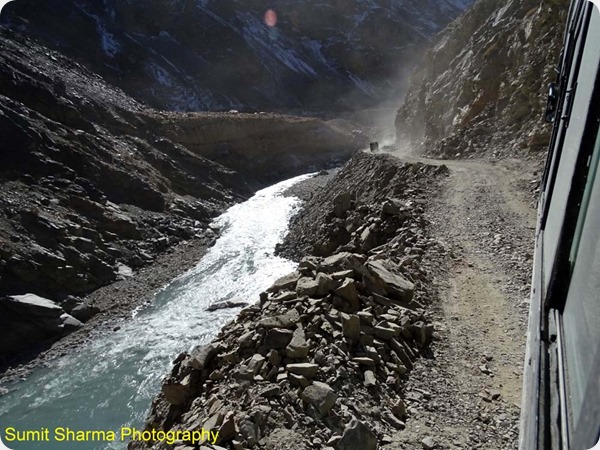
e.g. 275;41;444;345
2;293;63;318
321;252;368;275
0;294;83;356
265;328;293;350
258;310;300;329
268;272;301;293
365;259;415;303
337;418;377;450
333;192;353;218
296;277;319;297
285;328;309;359
162;374;192;406
70;303;101;322
188;342;224;371
314;273;333;297
101;211;140;239
341;313;361;341
301;382;337;415
335;279;360;310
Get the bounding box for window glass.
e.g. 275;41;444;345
543;7;600;291
562;122;600;433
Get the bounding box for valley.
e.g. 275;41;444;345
0;0;568;449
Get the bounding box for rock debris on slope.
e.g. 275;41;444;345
278;152;449;261
132;154;450;450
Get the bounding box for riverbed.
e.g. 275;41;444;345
0;173;313;450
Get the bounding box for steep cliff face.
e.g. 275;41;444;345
395;0;567;158
0;0;473;112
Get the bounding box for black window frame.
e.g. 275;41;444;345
520;1;600;449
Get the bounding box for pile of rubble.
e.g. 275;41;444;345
278;152;449;260
133;156;450;450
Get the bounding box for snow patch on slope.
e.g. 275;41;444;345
99;25;121;58
302;38;338;74
237;12;318;78
75;3;121;58
147;63;173;87
348;73;377;96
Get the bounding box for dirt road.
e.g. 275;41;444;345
386;150;540;449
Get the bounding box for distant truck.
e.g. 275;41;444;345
519;1;600;449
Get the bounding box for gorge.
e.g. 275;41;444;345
0;0;569;449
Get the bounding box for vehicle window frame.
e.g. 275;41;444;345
520;2;600;449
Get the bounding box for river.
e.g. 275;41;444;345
0;174;312;450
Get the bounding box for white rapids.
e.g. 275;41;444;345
0;173;313;450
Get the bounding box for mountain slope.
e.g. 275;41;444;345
0;27;362;362
395;0;566;158
1;0;474;112
0;28;244;299
0;25;361;297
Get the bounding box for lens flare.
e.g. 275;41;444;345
264;9;277;27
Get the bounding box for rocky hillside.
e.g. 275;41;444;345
152;112;363;185
278;152;449;259
0;28;360;364
1;0;473;112
395;0;567;158
131;153;450;450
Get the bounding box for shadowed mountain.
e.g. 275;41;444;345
1;0;473;112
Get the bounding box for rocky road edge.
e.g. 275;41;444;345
131;153;450;450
